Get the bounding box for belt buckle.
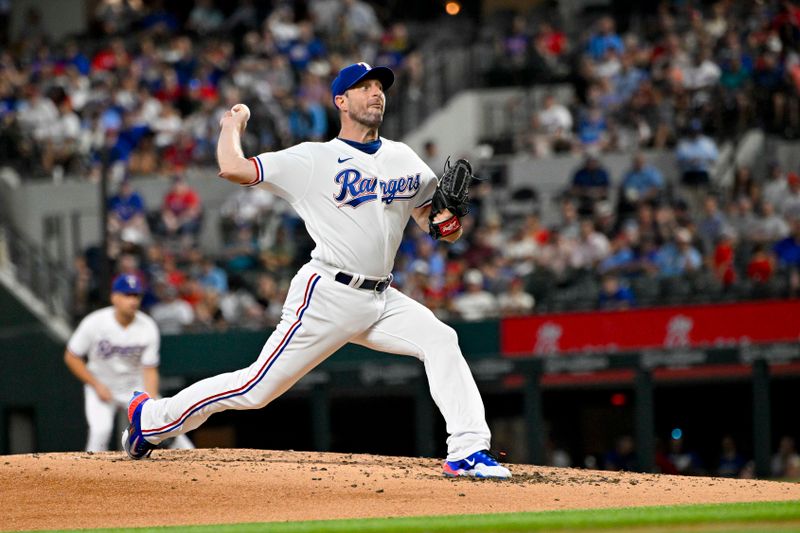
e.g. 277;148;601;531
373;273;393;294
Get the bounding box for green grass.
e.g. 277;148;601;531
12;501;800;533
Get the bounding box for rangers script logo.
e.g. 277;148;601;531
333;168;421;208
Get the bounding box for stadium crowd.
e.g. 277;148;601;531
1;1;800;332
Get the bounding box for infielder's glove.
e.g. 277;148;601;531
428;158;473;239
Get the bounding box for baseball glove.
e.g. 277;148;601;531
428;158;473;239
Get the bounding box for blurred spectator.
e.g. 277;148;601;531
219;275;263;329
727;197;758;243
463;228;499;269
751;200;790;244
534;22;568;73
684;49;721;97
260;226;296;276
598;274;635;310
158;176;203;243
162;131;197;172
152;103;183;148
763;164;789;209
503;16;531;71
422;140;446;173
70;254;98;322
654;438;680;475
16;84;58;146
676;120;719;187
150;284;194;334
655;228;703;278
528;93;573;156
771;436;800;478
667;436;705;476
504;224;539;276
570;155;610;216
537;227;574;284
127;134;159;176
717;435;747;478
773;217;800;269
614;53;647;103
187;0;224;35
576;107;610;151
497;277;535;316
198;258;228;295
571;219;611;270
779;173;800;219
604;435;637;471
718;56;753;135
219;187;278;244
253;273;282;326
697;195;729;254
746;243;776;284
452;269;498;321
618;153;665;218
107;180;150;248
41;100;82;179
599;234;636;276
587;16;624;62
180;277;205;309
193;289;225;331
774;216;800;295
711;228;738;288
161;253;187;289
224;226;260;273
730;166;757;203
544;437;572;468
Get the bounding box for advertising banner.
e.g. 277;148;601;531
501;300;800;356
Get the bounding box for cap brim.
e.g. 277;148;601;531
348;66;395;93
114;289;143;295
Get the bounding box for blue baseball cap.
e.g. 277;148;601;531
112;274;144;295
331;63;394;108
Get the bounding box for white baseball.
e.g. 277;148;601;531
231;103;251;122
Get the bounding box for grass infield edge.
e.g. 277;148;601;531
10;500;800;533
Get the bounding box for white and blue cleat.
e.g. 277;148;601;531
121;391;156;460
443;450;512;479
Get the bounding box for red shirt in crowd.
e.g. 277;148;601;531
747;254;774;283
163;187;200;216
713;241;736;286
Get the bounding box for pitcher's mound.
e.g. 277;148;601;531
3;449;799;531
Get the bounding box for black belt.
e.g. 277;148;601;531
335;272;393;293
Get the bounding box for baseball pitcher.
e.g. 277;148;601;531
123;63;510;478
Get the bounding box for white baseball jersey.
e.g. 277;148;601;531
67;307;160;402
140;137;493;462
248;138;438;277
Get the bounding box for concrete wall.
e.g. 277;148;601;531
403;91;487;160
2;171;262;262
11;0;88;41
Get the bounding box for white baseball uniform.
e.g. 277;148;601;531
68;307;193;451
139;137;492;461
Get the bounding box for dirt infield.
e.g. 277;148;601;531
2;449;800;531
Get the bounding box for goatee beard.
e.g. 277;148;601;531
352;109;384;129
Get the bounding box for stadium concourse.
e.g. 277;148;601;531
1;0;800;480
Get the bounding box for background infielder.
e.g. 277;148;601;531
65;274;193;452
123;63;511;478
